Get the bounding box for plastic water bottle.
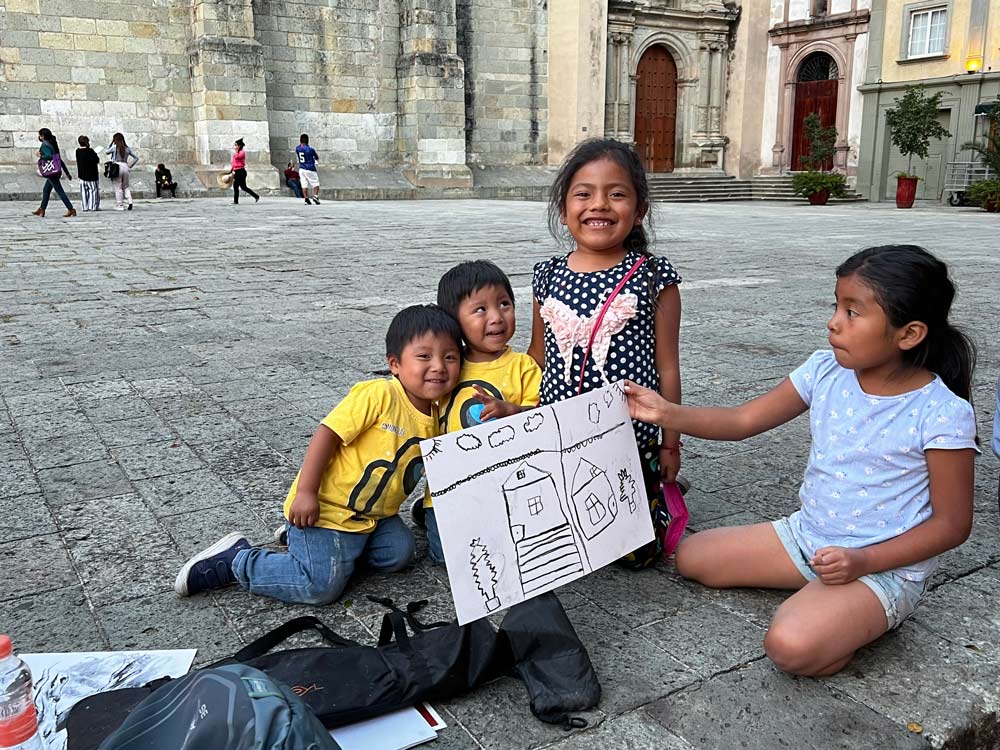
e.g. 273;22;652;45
0;636;44;750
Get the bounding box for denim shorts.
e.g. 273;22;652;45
771;517;928;630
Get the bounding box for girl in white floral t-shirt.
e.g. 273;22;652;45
624;245;978;677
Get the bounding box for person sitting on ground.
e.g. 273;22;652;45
415;260;541;566
174;305;462;605
154;164;178;198
284;161;303;199
623;244;978;677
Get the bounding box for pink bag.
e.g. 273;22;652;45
660;481;689;558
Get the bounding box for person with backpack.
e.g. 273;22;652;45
105;132;139;211
76;135;101;211
32;128;75;218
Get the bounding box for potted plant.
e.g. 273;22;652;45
792;170;847;205
961;101;1000;213
884;86;951;208
791;114;846;205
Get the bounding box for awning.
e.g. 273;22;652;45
974;103;998;115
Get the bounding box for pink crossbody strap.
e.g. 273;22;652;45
576;255;646;396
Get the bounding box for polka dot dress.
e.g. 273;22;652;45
533;250;681;449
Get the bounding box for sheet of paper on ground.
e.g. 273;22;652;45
331;704;446;750
420;380;652;624
21;649;197;750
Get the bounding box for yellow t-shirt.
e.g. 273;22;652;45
283;377;438;533
425;347;541;507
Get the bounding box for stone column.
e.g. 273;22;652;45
396;0;472;188
188;0;277;187
772;42;791;172
694;34;728;170
606;31;631;140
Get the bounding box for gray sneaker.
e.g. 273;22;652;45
272;523;288;546
174;532;250;597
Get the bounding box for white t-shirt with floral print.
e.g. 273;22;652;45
788;350;978;581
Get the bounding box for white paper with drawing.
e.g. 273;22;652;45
420;380;652;624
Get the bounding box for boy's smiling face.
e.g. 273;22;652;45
388;332;462;414
456;284;516;363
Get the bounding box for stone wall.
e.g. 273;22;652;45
0;0;196;167
0;0;549;182
457;0;547;165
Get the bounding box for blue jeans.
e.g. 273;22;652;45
425;507;445;566
286;178;303;198
232;515;415;605
41;176;73;210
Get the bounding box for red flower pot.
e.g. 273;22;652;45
807;190;830;206
895;176;918;209
985;199;1000;213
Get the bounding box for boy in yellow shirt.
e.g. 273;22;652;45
419;260;542;564
175;305;462;604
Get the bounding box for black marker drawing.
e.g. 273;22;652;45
588;403;600;424
489;425;516;448
524;412;545;433
469;538;501;611
425;438;443;460
603;389;615;407
571;458;618;539
618;467;638;513
503;462;584;594
457;434;482;451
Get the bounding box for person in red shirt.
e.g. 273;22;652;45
227;138;259;204
284;162;303;199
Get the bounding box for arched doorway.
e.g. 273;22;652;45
634;46;678;173
790;52;839;171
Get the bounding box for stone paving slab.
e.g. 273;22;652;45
0;197;998;749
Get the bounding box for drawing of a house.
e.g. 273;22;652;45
502;462;584;594
571;458;617;540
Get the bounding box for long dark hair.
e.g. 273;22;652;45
836;245;976;402
547;138;653;255
112;132;127;160
38;128;60;154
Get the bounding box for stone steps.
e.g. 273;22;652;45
645;173;868;203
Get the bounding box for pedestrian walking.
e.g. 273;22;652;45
154;163;178;198
295;133;320;204
32;128;75;218
284;162;303;199
228;138;259;204
105;132;139;211
76;135;101;211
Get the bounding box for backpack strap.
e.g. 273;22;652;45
367;596;451;632
231;616;358;663
577;255;646;395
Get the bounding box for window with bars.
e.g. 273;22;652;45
527;496;543;516
906;6;947;58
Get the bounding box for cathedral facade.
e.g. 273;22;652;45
0;0;871;189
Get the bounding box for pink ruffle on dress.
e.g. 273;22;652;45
539;292;638;385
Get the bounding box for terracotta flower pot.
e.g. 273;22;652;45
895;176;918;209
807;190;830;206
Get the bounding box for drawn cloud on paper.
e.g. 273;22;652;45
604;389;616;407
588;403;601;424
523;412;545;432
457;434;482;451
489;425;516;448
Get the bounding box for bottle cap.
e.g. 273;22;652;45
0;635;10;659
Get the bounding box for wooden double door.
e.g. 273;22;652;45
634;46;678;173
790;78;838;171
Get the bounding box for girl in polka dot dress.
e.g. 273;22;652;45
528;138;683;569
624;245;978;676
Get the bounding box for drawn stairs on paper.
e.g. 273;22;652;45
502;461;584;594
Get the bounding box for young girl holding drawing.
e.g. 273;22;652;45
528;138;683;569
624;245;978;676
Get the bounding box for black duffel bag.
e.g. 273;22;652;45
67;600;502;750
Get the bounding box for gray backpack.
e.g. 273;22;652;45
98;663;341;750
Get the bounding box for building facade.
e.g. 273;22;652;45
0;0;547;189
855;0;999;201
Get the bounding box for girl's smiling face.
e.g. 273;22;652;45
561;157;645;257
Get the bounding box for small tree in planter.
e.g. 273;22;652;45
792;113;846;205
884;86;951;208
961;101;1000;212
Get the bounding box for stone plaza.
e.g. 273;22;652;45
0;196;998;749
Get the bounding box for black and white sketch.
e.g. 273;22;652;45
420;381;652;624
21;650;196;750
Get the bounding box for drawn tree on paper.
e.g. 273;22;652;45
469;538;500;611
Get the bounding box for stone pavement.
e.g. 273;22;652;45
0;196;998;750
